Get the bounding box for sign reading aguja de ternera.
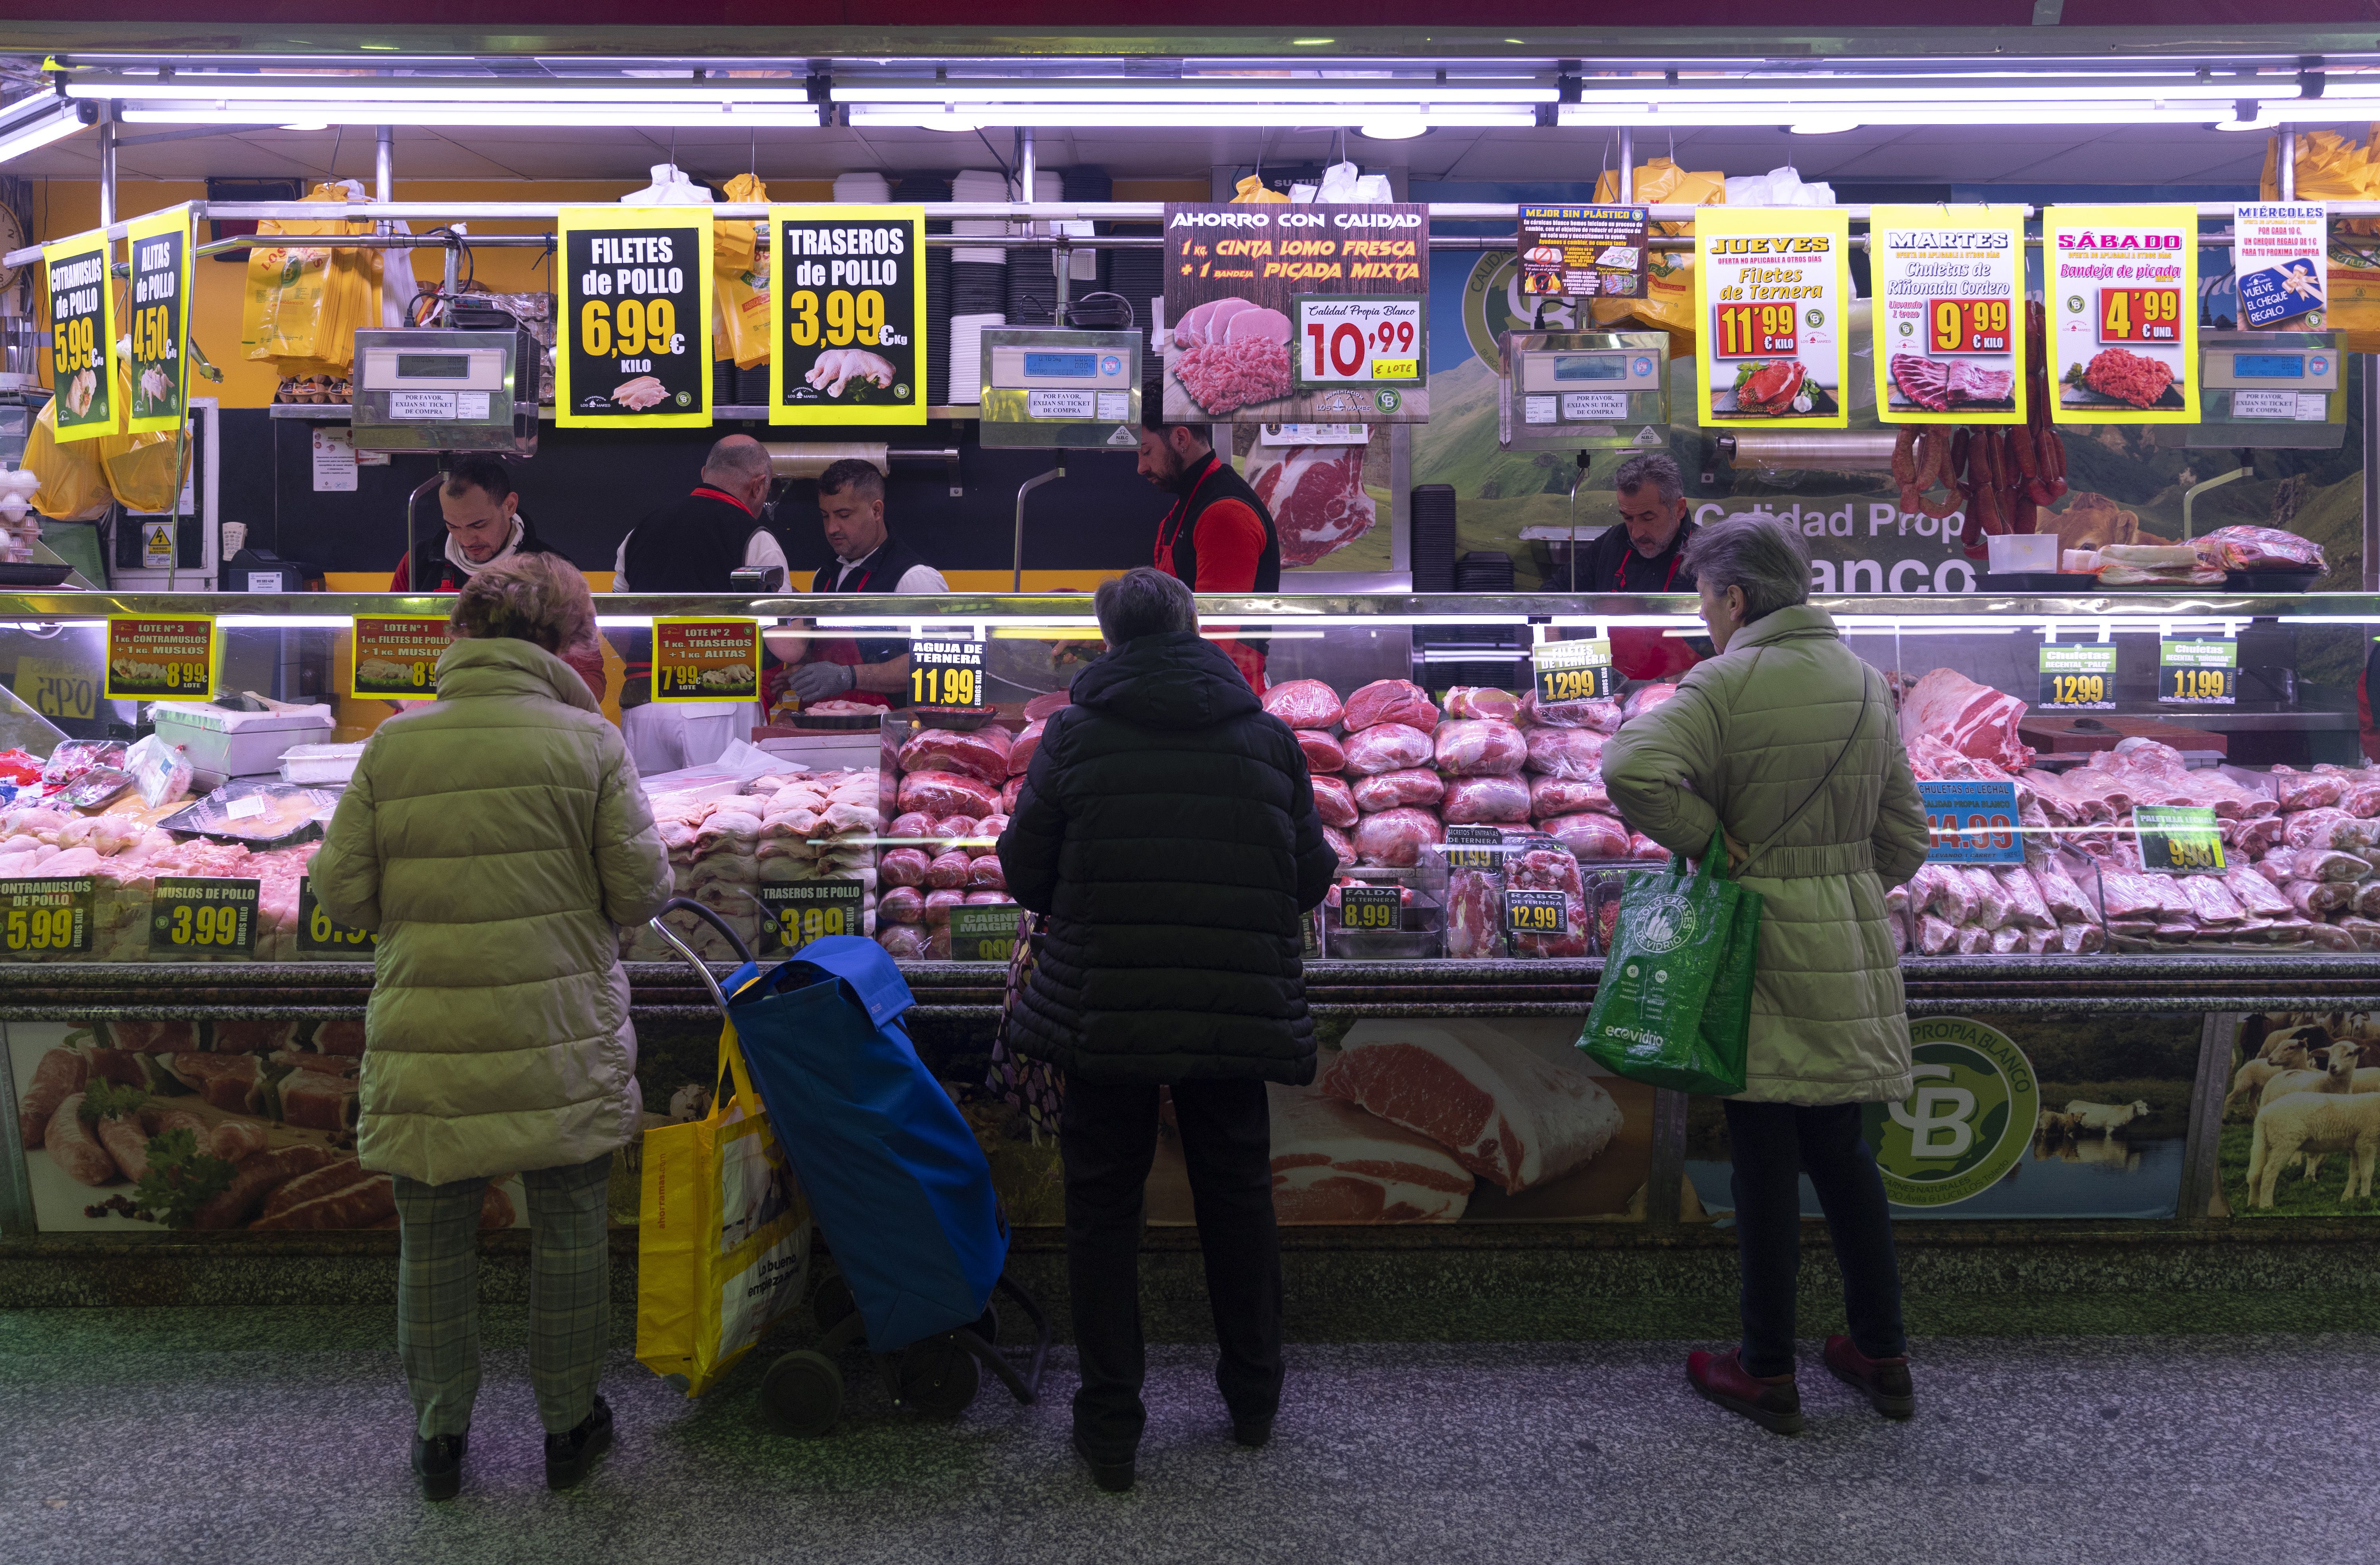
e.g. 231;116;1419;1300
1685;495;1984;595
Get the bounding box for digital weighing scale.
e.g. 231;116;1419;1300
351;326;541;455
2187;328;2345;451
1497;330;1670;452
978;328;1143;449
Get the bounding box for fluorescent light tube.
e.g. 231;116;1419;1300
0;101;88;167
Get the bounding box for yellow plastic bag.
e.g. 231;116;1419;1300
244;184;384;375
24;400;112;520
1231;173;1289;204
714;172;770;367
1591;157;1725;345
637;1010;810;1397
96;359;192;512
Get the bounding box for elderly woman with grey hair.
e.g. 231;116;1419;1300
1601;514;1932;1436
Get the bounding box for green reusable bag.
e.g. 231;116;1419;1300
1577;828;1760;1095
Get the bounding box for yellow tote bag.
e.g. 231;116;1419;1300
636;1012;810;1396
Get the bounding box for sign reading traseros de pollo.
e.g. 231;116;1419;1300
770;205;927;426
556;205;713;429
350;615;450;698
44;228;116;444
106;615;215;701
1871;205;2026;426
1691;206;1852;430
2046;204;2198;425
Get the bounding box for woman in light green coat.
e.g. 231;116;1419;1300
314;553;672;1499
1602;514;1931;1438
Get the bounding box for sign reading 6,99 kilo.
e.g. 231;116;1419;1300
44;229;116;444
770;205;927;427
557;206;712;429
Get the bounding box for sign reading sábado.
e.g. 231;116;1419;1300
1865;1017;2040;1207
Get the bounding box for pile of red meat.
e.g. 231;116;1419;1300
876;720;1024;960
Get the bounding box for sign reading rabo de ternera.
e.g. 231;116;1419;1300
1866;1018;2040;1207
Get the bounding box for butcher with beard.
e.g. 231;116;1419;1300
1134;413;1280;695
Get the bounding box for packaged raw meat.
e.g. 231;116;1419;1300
1529;774;1609;817
2339;781;2380;819
1296;730;1347;775
42;740;127;788
2269;766;2345;812
963;891;1013;906
1263;679;1345;730
1508;847;1588;958
1343;679;1439;734
897;769;1001;819
1442;776;1532;825
2286;879;2350;918
1627;833;1670;863
1997;866;2056;929
1312;775;1360;829
926;849;973;889
930;815;980;843
1445;869;1503;959
1955;925;1992;955
898;725;1012;787
2284;808;2375;854
1323;825;1357;870
923;888;965;926
2225;864;2294;918
889;810;933;840
1442;687;1522;722
1434;720;1530;778
1008;718;1046;777
1919;913;1958;954
1518;690;1623;733
2356;879;2380;920
2197;524;2324;573
2232;815;2287;859
1352;768;1443;813
2059;922;2106;954
2033;857;2100;925
1990;927;2025;953
1911;863;1975;924
1539;813;1630;858
2292;849;2370;883
878;847;932;887
1343;722;1436;776
880;885;925;924
1960;866;2015;929
1523;727;1606;780
878;925;930;960
1620;684;1679;722
1317;1031;1620;1192
1000;776;1025;814
925;925;954;958
1353;807;1443;868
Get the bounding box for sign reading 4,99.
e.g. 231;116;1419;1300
556;206;712;429
772;205;927;428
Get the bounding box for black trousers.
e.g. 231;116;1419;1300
1724;1099;1908;1378
1060;1075;1284;1459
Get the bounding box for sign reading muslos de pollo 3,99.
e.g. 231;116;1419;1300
2046;205;2198;425
1691;206;1851;430
1871;206;2027;426
556;206;713;429
1162;203;1428;423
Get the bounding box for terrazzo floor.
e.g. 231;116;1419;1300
2;1305;2372;1565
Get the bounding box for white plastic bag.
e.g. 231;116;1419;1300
620;164;714;206
125;734;194;809
1722;165;1838;208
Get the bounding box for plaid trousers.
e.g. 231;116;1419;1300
393;1150;613;1439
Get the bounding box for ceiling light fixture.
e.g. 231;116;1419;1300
0;100;91;168
1787;116;1860;134
1357;118;1430;140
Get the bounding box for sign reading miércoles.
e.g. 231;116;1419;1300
2046;204;2198;425
770;205;927;426
44;229;116;444
1692;205;1852;430
1870;205;2026;426
556;206;712;429
125;205;195;436
2233;203;2326;330
1865;1017;2039;1208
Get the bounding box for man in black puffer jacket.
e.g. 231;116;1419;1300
999;566;1336;1493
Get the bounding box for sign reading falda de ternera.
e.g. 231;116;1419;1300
1161;203;1428;423
770;205;927;426
1691;206;1852;430
556;206;712;429
1871;205;2027;426
125;205;195;436
45;229;115;444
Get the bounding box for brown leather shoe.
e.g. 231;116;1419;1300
1687;1349;1804;1434
1823;1335;1916;1419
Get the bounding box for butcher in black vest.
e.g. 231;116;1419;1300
1136;414;1280;694
777;458;949;710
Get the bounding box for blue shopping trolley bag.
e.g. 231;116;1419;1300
726;935;1008;1353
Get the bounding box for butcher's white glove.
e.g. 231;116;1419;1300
805;349;896;399
789;661;856;700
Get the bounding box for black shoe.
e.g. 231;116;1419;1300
545;1396;614;1492
1232;1417;1273;1449
1072;1431;1135;1493
411;1432;466;1501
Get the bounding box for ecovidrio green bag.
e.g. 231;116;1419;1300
1577;828;1762;1095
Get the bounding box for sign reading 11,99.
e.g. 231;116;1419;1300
556;205;713;430
910;639;985;710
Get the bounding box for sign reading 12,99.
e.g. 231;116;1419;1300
556;206;713;429
770;205;927;428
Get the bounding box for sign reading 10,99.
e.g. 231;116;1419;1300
556;206;713;430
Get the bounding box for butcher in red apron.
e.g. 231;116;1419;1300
1136;419;1280;695
1578;451;1706;682
773;458;950;714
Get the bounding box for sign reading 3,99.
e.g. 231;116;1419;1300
771;205;927;427
150;877;258;957
556;206;712;429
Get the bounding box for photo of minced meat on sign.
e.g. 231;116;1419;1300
2071;346;2179;409
1171;298;1294;416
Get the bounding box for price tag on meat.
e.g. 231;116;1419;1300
1916;780;2024;865
150;877;258;957
2159;639;2237;705
770;205;927;427
1504;889;1570;936
1295;295;1423;386
652;618;760;704
2046;205;2197;425
1443;825;1504;872
947;904;1024;963
910;639;986;710
350;615;450;699
2134;805;2225;875
1533;638;1617;704
1338;884;1402;931
0;877;92;957
2038;643;2117;709
125;204;194;436
1871;207;2027;426
298;877;377;954
556;205;712;429
106;615;216;701
1693;206;1852;430
44;228;116;444
761;881;864;955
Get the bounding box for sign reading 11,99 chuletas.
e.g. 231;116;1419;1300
770;205;927;426
557;206;713;429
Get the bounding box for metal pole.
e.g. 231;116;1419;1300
375;126;394;204
1018;127;1036;204
97;110;117;231
2280;128;2297;201
1617;126;1633;202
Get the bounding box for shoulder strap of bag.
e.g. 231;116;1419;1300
1734;662;1875;879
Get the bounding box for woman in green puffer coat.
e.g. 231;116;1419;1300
1602;514;1931;1438
314;552;672;1500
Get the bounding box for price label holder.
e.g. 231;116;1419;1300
555;205;713;429
16;655;98;723
2134;804;2226;876
2038;643;2117;710
0;876;92;957
1533;638;1617;705
125;205;194;436
652;618;761;703
1443;824;1505;872
1338;884;1403;931
911;638;987;710
106;615;217;702
761;881;864;954
1505;889;1570;935
350;615;451;699
298;876;377;954
44;228;117;444
150;877;259;957
947;903;1024;963
2159;638;2237;705
1295;294;1425;386
1916;779;2024;865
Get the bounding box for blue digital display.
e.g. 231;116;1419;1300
2232;353;2306;379
1552;354;1628;382
1023;351;1099;378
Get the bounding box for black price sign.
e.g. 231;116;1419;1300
1444;824;1503;872
910;639;986;709
761;881;864;954
1533;638;1617;705
1338;884;1402;930
556;206;712;429
44;229;115;443
771;205;927;427
2159;639;2237;705
947;903;1024;963
298;877;376;954
151;877;258;956
2038;644;2117;709
2134;805;2226;876
0;877;92;956
1505;889;1570;935
125;205;193;436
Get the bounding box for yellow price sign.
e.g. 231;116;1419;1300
150;877;257;957
0;876;92;957
106;616;216;701
1504;890;1570;934
16;655;98;722
298;878;377;954
351;615;451;699
761;881;864;956
2038;644;2116;710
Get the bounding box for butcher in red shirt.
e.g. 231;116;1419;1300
1136;415;1280;694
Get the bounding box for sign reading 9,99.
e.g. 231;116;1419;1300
556;206;713;429
771;205;928;427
